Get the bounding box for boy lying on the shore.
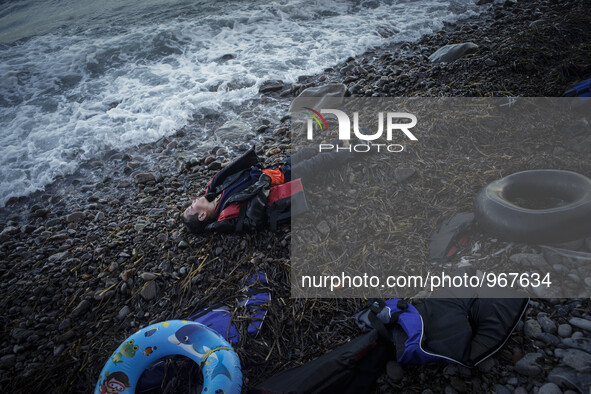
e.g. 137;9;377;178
182;145;355;234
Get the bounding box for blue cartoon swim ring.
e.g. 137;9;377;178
95;320;242;394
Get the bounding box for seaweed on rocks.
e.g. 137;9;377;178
1;0;591;393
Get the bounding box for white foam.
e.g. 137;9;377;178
0;0;483;206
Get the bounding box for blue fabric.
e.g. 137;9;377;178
189;271;269;344
573;78;591;96
215;167;262;217
191;307;239;344
383;299;446;364
239;271;271;337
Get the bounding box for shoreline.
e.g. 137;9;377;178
1;0;591;392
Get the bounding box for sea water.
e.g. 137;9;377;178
0;0;483;206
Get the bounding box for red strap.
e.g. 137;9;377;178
217;202;245;222
216;178;304;222
268;179;303;204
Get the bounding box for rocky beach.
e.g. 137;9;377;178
1;0;591;393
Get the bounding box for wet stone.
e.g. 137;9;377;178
572;331;584;340
156;233;168;243
560;348;591;371
514;352;543;376
72;299;90;316
66;211;85;223
428;42;478;63
140;281;158;301
562;337;591;354
538;383;562;394
386;360;404;382
316;221;330;235
0;354;16;368
134;172;156;184
117;306;131;320
394;168;416;183
558;324;573;337
58;318;71;331
116;180;131;188
140;272;156;281
524;319;542;338
53;344;65;357
538;313;558;334
569;317;591;332
259;79;284;93
548;367;581;391
538;332;561;346
207;161;222;170
492;384;511;394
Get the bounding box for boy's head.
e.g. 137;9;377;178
182;196;217;234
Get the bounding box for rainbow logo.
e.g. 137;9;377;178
304;107;328;131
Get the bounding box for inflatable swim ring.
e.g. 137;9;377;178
475;169;591;244
95;320;242;394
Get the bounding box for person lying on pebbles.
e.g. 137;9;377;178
182;144;358;234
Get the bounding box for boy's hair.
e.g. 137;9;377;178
181;213;212;234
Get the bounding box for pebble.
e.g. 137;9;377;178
537;332;560;346
510;253;551;270
514;352;543;376
538;313;557;334
558;324;573;337
562;337;591;354
524;319;542;338
394;168;416;183
66;211;85;223
571;331;584;339
116;180;131;188
428;42;478;63
118;306;131;320
259;79;284;93
72;299;90;316
386;360;404;382
48;251;67;263
58;318;71;331
140;281;158;301
156;233;168;243
493;384;511;394
548;367;580;391
560;348;591;370
53;344;65;357
0;354;16;368
140;272;157;281
178;240;189;249
538;383;562;394
94;211;105;221
568;317;591;332
316;221;330;235
207;161;222;170
134;172;156;184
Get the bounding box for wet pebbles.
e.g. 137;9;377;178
1;0;591;392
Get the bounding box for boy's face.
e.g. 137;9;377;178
183;196;215;222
